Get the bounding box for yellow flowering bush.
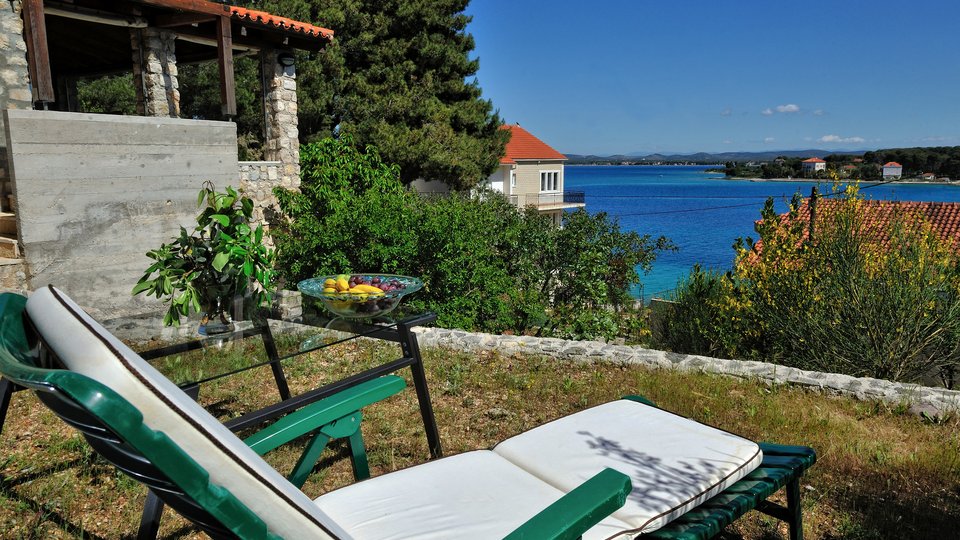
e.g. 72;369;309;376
659;185;960;387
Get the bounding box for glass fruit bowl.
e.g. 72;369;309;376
298;274;423;319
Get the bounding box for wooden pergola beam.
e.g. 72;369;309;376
22;0;54;105
216;15;236;118
154;13;216;28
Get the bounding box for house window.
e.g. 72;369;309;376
510;170;516;190
540;170;559;192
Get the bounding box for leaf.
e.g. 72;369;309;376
212;252;230;272
210;214;230;227
243;260;254;277
131;281;153;296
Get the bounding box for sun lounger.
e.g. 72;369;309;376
0;286;815;539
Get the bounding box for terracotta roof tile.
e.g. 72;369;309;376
230;6;333;40
769;199;960;252
883;161;902;167
500;124;566;163
802;157;826;163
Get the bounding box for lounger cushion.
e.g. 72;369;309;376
493;400;763;536
26;286;349;540
314;450;634;540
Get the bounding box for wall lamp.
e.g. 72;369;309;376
278;53;296;67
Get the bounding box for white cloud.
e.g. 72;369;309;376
722;139;734;144
764;137;775;143
776;104;800;113
812;109;825;116
818;134;865;144
720;108;732;116
803;137;813;142
761;108;773;116
921;135;949;142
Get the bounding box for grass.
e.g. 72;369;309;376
1;332;958;539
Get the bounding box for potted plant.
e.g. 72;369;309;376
132;182;276;332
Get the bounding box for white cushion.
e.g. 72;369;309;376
493;400;763;535
26;286;350;540
314;450;634;540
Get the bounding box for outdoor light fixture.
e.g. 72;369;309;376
278;53;295;67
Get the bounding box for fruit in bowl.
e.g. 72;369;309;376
298;274;423;318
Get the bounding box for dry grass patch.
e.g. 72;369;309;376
1;334;958;539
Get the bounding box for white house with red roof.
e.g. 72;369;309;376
801;157;826;175
483;124;585;226
882;162;903;179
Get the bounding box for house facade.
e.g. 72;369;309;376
800;157;826;175
882;161;903;179
484;124;584;226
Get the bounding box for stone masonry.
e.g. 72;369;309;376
260;49;300;189
409;326;960;418
131;28;180;117
0;2;30;212
238;160;284;245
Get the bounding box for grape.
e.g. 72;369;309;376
372;277;382;285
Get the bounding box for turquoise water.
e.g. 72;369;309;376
565;165;960;300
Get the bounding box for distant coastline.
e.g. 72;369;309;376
725;176;959;186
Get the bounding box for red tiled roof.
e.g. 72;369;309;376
883;161;902;167
802;157;826;163
766;198;960;252
500;124;566;164
230;6;333;40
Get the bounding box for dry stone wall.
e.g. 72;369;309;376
412;326;960;417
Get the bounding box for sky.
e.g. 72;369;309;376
464;0;960;156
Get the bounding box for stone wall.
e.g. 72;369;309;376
4;110;237;318
411;326;960;417
0;2;30;212
238;160;286;238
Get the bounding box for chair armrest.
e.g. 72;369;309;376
244;375;406;455
504;468;632;540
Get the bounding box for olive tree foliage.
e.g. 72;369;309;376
255;0;508;189
273;138;672;339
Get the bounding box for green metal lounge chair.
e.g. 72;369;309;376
0;287;814;539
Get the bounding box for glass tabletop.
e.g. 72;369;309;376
139;301;425;389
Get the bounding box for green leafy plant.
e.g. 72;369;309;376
132;183;275;327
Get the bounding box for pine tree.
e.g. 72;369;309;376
259;0;507;190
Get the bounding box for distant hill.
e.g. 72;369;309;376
565;149;864;164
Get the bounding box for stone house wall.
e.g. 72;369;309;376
0;2;30;212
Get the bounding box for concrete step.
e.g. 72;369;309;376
0;235;19;259
0;212;15;235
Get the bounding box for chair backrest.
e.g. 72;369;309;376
0;287;349;540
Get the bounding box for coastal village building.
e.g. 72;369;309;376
482;124;585;226
882;161;903;179
800;157;826;174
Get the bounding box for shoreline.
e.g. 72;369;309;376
725;176;959;186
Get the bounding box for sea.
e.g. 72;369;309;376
564;165;960;301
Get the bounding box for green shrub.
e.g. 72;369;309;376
273;138;671;340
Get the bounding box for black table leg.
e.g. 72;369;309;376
396;323;442;459
137;490;165;540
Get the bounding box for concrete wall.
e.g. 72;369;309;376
4;110;238;318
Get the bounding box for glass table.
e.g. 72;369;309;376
133;305;442;539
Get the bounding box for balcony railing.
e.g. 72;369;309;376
509;190;585;208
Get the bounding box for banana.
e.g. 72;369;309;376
350;284;385;295
336;278;350;292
